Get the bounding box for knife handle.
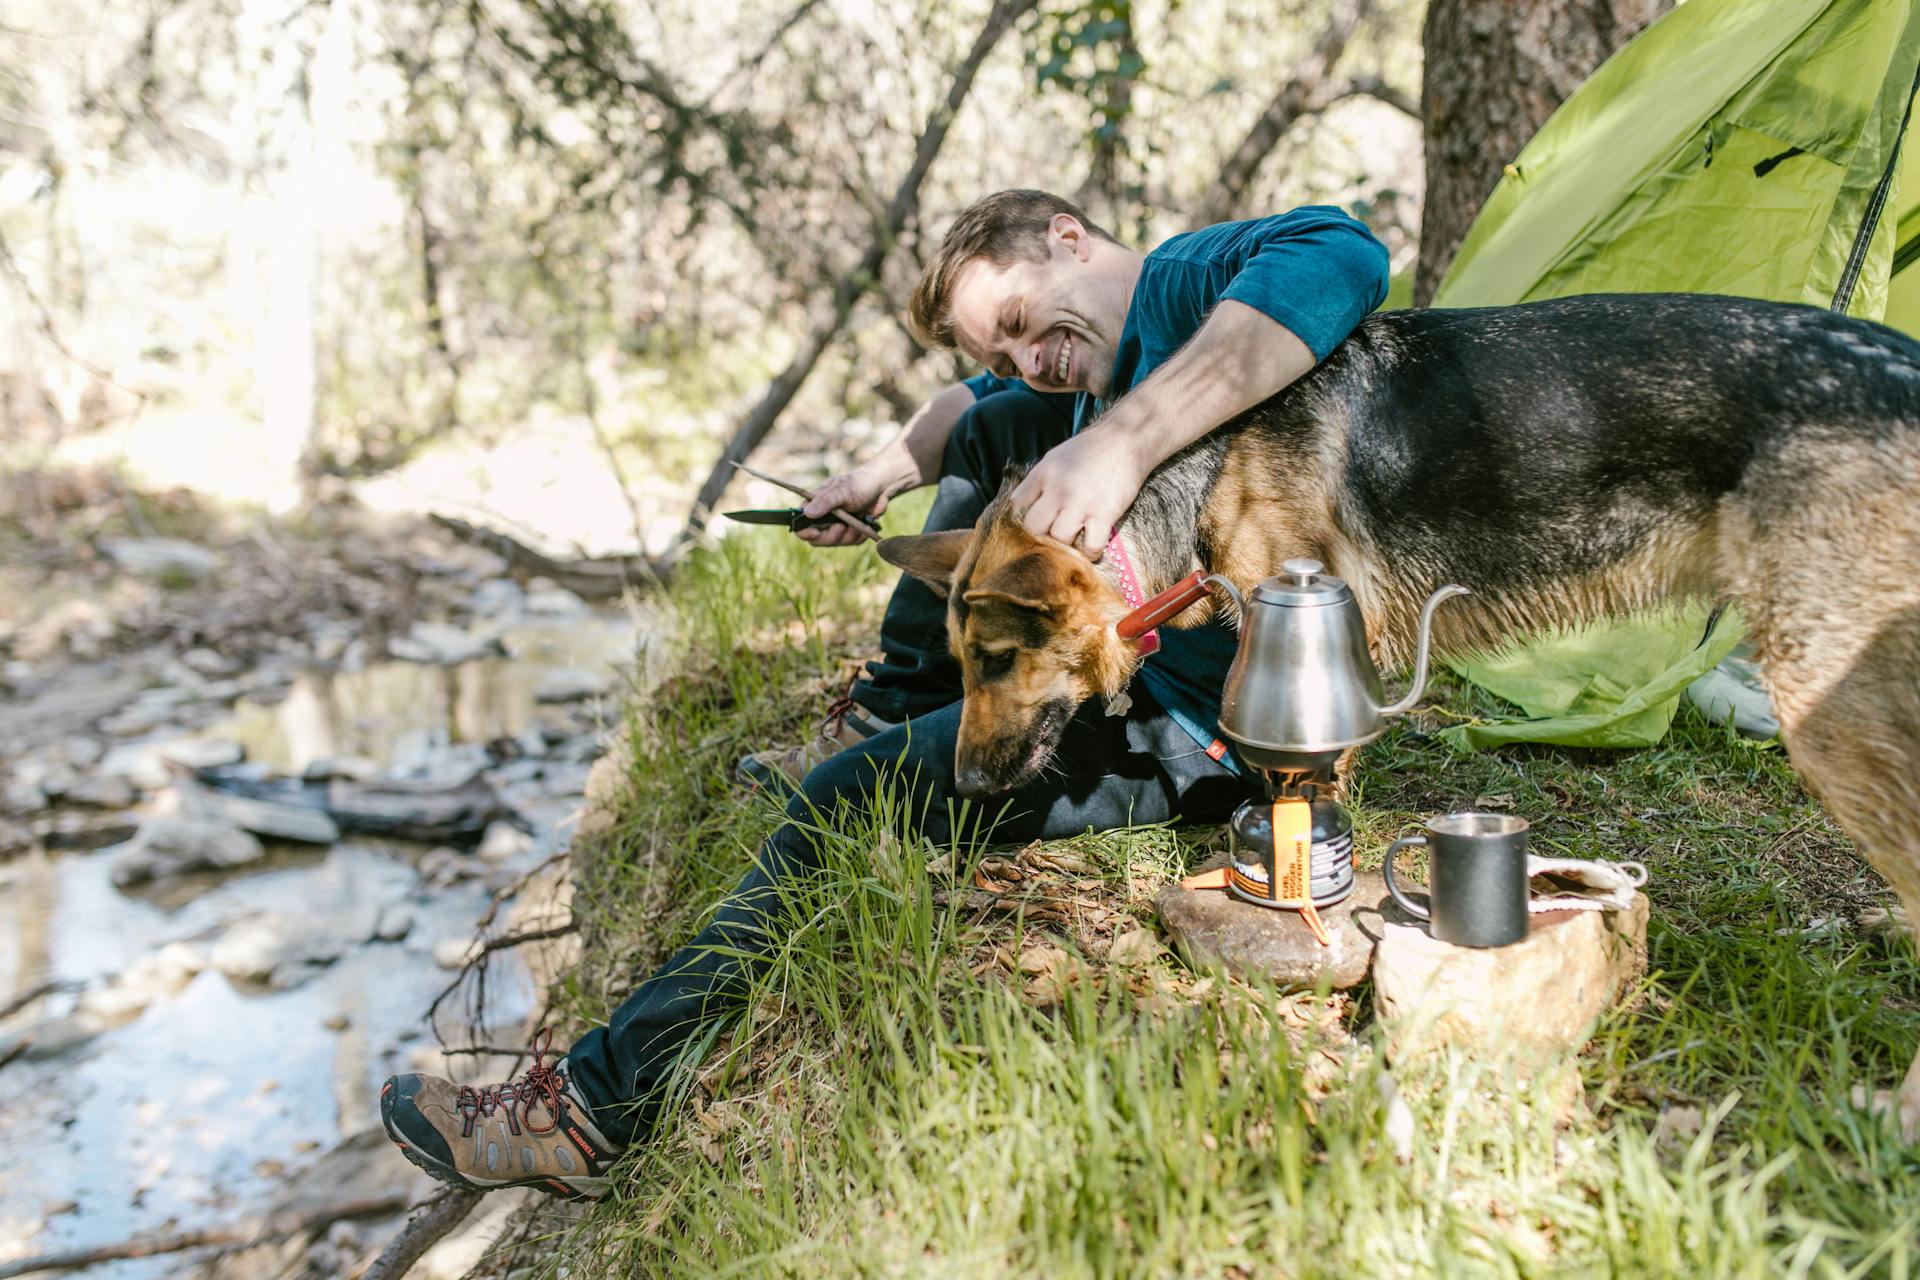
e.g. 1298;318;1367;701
1117;570;1212;639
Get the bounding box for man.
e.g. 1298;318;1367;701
379;190;1390;1198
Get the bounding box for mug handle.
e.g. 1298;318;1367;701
1383;836;1431;920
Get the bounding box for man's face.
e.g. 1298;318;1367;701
947;216;1128;399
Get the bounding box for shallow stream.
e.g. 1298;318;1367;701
0;611;641;1276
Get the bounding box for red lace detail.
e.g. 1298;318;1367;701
819;675;861;738
456;1027;571;1139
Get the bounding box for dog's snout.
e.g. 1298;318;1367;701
954;763;997;797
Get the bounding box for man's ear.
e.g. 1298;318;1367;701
1049;213;1092;262
876;530;972;597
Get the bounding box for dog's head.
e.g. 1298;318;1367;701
877;492;1139;797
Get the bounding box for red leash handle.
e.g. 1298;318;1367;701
1116;570;1212;640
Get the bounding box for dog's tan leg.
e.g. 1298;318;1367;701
1753;603;1920;1141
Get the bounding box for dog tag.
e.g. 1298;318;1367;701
1104;689;1133;717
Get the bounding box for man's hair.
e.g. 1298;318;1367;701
908;189;1117;350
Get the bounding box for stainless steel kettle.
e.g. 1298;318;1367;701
1203;559;1468;780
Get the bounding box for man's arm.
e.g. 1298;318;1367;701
797;382;980;547
1013;300;1314;551
1015;209;1388;554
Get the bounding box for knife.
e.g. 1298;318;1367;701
722;507;884;534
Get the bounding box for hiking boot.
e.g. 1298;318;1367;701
380;1029;620;1200
735;688;896;793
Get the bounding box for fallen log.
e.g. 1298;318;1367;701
430;513;665;598
0;1192;410;1278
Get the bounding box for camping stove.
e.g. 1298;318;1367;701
1226;783;1355;911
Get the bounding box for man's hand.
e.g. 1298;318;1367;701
797;465;890;547
1010;426;1152;557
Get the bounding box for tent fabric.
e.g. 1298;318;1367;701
1425;0;1920;751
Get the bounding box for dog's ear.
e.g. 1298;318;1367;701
961;549;1079;616
876;530;971;597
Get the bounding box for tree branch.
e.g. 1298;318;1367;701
1189;0;1374;229
682;0;1043;534
350;1189;484;1280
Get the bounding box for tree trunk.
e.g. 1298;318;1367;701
683;0;1040;535
1415;0;1671;305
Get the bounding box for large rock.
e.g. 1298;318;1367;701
1371;894;1650;1066
212;905;379;988
388;621;503;666
533;666;615;703
101;537;219;581
111;815;264;886
1156;858;1392;990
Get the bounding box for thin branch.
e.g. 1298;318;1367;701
0;1194;410;1279
350;1189;484;1280
700;0;825;108
1347;73;1419;118
1190;0;1375;229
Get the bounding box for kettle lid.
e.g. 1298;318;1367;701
1249;557;1352;607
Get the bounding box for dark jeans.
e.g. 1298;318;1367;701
564;387;1256;1146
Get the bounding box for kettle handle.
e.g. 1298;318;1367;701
1117;570;1242;640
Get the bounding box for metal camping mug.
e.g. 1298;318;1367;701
1382;813;1531;948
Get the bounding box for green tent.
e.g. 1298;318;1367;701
1426;0;1920;750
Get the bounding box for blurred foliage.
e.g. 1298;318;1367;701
0;0;1423;509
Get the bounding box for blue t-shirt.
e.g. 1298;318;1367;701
969;208;1390;769
1102;208;1389;768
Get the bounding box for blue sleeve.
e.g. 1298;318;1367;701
962;372;1028;399
1204;208;1390;361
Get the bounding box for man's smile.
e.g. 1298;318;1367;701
1049;331;1073;386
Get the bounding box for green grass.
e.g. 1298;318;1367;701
542;506;1920;1278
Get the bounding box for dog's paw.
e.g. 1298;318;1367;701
1849;1083;1920;1143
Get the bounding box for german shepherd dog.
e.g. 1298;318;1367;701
876;292;1920;1134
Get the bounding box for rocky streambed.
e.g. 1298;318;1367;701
0;513;649;1277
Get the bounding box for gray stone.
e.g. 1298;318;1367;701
60;736;105;767
97;744;172;790
38;812;140;851
1156;858;1391;990
302;756;378;782
101;537;219;581
3;777;49;815
522;583;588;617
0;817;34;856
470;578;524;617
548;734;605;764
185;789;339;845
1370;893;1650;1066
533;666;615;703
211;907;377;985
388;622;504;666
110;815;265;886
161;737;246;771
418;846;479;886
475;820;532;863
62;773;138;809
180;647;240;678
371;903;416;942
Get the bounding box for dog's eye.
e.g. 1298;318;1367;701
974;648;1016;680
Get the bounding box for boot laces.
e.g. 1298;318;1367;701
455;1027;570;1139
819;675;861;739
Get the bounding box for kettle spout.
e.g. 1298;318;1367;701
1379;584;1471;717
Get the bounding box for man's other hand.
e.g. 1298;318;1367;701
1011;427;1151;558
798;466;889;547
